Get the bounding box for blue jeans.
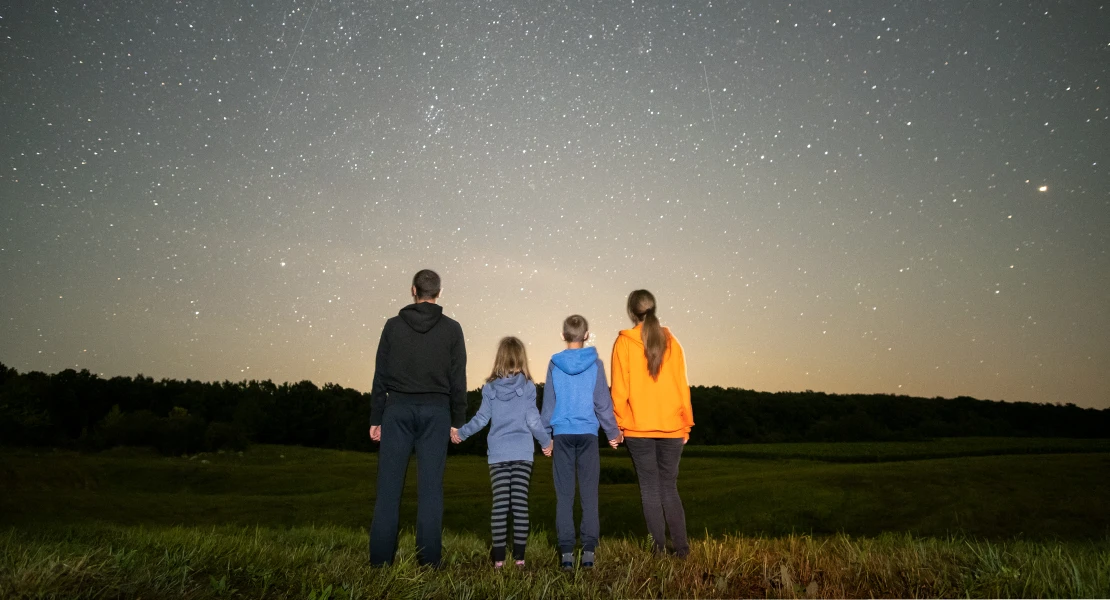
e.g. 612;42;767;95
552;434;600;552
369;402;451;566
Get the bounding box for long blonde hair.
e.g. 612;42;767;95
627;290;667;380
486;336;533;382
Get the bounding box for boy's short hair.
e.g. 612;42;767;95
562;314;589;343
412;269;441;300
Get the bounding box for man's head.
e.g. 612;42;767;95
411;269;441;302
562;314;589;346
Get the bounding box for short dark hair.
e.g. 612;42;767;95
412;269;441;300
562;314;589;343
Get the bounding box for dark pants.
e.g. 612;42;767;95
369;402;451;566
625;437;688;555
552;433;600;553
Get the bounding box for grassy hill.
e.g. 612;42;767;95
2;438;1109;598
3;438;1109;538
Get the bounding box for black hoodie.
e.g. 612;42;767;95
369;302;467;427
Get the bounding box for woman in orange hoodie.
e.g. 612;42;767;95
610;289;694;558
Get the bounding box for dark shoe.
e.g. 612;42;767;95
560;552;574;571
581;550;595;568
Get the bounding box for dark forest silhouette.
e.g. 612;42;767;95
1;362;1106;456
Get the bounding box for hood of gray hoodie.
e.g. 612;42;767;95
550;346;599;375
398;302;443;333
490;372;529;401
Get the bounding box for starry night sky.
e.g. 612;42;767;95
1;1;1107;408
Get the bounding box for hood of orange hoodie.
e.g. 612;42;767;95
618;326;643;346
619;324;669;346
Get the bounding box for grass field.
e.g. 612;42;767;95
2;438;1109;597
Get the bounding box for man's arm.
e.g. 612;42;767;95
449;322;468;428
592;360;621;441
368;324;391;427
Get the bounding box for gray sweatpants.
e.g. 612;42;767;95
625;436;688;555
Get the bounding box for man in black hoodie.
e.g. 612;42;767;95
368;269;467;567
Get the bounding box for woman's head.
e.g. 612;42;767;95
487;336;532;382
627;289;656;323
626;289;667;380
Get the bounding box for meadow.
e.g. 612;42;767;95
2;438;1109;598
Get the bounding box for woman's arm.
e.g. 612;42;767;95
610;337;631;430
672;336;694;436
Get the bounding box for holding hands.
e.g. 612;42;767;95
608;432;624;449
542;441;553;457
450;427;462;444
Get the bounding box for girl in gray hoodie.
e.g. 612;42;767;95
451;336;552;568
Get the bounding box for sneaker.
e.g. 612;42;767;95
560;552;574;571
582;550;595;569
515;560;526;569
493;560;505;569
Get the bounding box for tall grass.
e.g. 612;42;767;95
2;524;1107;599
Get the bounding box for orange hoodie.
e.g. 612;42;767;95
610;324;693;438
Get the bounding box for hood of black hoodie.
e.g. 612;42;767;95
398;302;443;333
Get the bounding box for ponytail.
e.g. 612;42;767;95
627;290;667;380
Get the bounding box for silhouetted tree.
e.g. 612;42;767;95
1;364;1108;454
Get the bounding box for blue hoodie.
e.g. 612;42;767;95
456;372;552;464
541;346;620;439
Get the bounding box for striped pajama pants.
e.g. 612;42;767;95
488;460;533;561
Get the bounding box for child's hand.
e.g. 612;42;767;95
608;433;623;449
542;442;553;457
450;428;462;444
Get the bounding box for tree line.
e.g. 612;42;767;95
1;362;1106;455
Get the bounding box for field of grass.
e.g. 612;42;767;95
3;438;1108;539
3;524;1109;599
2;438;1109;597
683;436;1110;462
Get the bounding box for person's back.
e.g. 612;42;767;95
547;346;605;434
368;269;467;568
540;315;621;570
452;337;550;567
610;323;691;438
370;301;466;425
610;289;693;558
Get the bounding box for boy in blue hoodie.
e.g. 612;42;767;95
541;314;622;570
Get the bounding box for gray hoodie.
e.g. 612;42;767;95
457;373;552;464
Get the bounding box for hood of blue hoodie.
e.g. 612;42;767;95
490;372;528;401
550;346;599;375
398;302;442;333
